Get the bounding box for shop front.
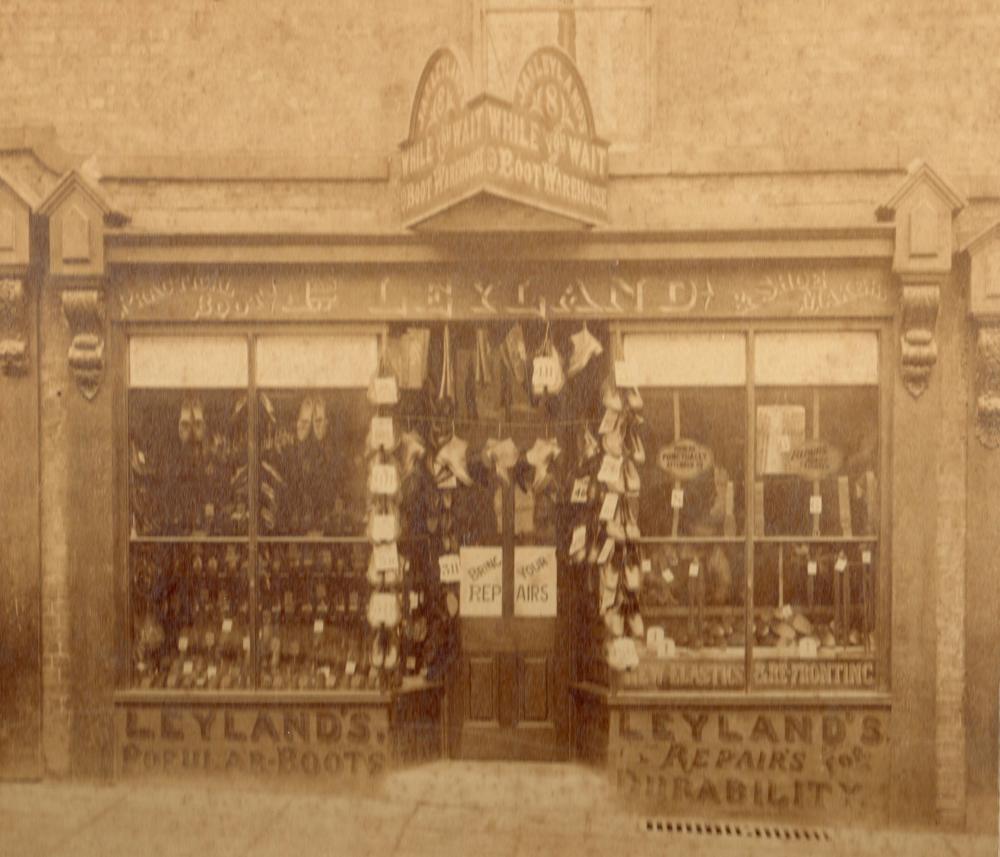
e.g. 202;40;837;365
0;43;978;829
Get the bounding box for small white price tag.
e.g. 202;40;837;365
345;660;357;676
369;592;401;628
374;542;399;572
569;525;587;556
532;356;560;392
835;555;848;573
371;514;397;543
373;376;399;405
370;463;400;496
207;665;217;679
597;454;623;485
409;591;420;610
662;567;675;584
810;495;823;515
689;560;700;579
182;660;193;676
598;408;619;435
641;558;652;574
313;619;325;634
597;538;615;565
613;359;637;388
807;560;818;577
599;492;620;522
646;626;665;650
370;416;395;450
671;488;685;510
178;636;189;653
570;478;590;504
862;550;872;565
439;553;461;583
221;619;233;633
243;636;251;652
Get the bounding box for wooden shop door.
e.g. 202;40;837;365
451;488;571;762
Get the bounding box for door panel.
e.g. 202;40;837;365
519;656;549;722
468;656;498;722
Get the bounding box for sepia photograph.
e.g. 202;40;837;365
0;1;998;855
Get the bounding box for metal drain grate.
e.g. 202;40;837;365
640;817;834;843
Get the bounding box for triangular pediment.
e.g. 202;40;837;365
407;188;597;232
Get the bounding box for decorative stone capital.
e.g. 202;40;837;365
0;278;28;375
899;276;941;399
61;287;105;401
881;161;965;398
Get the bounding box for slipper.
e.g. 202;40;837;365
626;387;644;412
435;435;473;487
579;426;600;461
190;399;206;445
602;383;623;413
624;459;641;496
526;437;561;492
604;608;625;638
483;437;520;484
312;398;328;441
296;397;315;443
567;324;604;378
399;431;427;477
602;428;625;458
628;611;645;639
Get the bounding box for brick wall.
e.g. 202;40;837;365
0;1;998;176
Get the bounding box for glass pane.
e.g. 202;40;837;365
755;387;879;537
131;543;252;690
635;388;746;538
256;542;373;690
258;390;369;536
129;389;248;537
751;543;878;690
626;543;747;691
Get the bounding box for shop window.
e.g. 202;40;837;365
127;333;386;691
615;328;883;693
751;332;879;691
128;336;251;689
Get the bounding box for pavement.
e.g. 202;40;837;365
0;762;996;857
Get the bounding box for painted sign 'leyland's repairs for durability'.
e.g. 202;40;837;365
399;46;609;227
611;707;890;823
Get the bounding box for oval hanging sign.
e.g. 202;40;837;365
657;439;714;482
786;440;843;481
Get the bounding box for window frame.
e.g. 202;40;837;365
117;323;386;694
613;318;892;695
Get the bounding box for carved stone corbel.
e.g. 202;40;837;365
0;278;28;375
899;278;941;398
975;322;1000;448
61;288;105;400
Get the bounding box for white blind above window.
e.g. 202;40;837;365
255;335;378;388
129;336;248;388
622;332;746;387
754;332;879;386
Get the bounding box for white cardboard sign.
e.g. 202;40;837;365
513;546;557;618
459;547;503;617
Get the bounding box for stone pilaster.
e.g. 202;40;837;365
882;161;967;826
